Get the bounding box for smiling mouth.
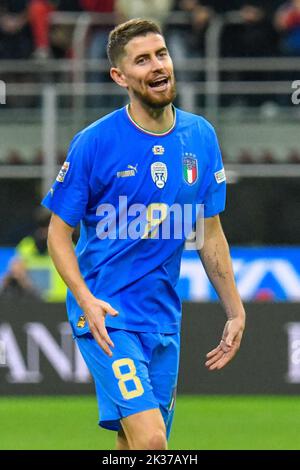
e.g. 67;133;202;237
149;78;169;88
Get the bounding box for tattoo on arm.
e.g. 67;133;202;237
201;244;229;281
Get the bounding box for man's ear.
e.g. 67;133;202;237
110;67;128;88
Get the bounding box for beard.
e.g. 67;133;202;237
132;79;177;110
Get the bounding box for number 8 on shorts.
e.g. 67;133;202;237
112;358;144;400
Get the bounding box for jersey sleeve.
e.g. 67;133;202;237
41;131;94;227
203;127;226;218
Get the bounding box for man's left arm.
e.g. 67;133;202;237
198;215;246;371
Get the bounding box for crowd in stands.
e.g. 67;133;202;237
0;207;68;300
1;1;300;61
1;1;299;167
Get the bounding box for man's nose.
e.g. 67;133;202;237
151;56;164;71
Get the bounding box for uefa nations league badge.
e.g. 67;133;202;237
151;162;168;189
56;161;70;183
183;154;198;185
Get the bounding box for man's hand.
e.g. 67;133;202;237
81;296;119;357
205;317;245;371
47;213;118;357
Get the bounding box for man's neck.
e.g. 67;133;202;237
128;101;174;134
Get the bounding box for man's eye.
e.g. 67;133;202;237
137;58;146;64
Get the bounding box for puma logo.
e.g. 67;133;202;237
127;164;138;174
117;163;138;178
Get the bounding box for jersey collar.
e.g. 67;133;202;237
125;104;176;136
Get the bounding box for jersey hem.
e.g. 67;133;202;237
71;321;180;336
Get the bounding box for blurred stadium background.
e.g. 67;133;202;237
1;0;300;450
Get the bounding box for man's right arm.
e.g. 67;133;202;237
47;213;118;356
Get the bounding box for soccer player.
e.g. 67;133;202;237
42;18;246;450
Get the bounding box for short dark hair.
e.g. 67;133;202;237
107;18;163;67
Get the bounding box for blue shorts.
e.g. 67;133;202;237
76;328;180;439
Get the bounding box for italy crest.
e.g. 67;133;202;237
151;161;168;189
183;156;198;185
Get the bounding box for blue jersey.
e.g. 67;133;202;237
42;105;226;335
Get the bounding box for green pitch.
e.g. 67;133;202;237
1;395;300;450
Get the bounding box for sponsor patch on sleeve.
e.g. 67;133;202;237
56;161;70;183
214;168;226;184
